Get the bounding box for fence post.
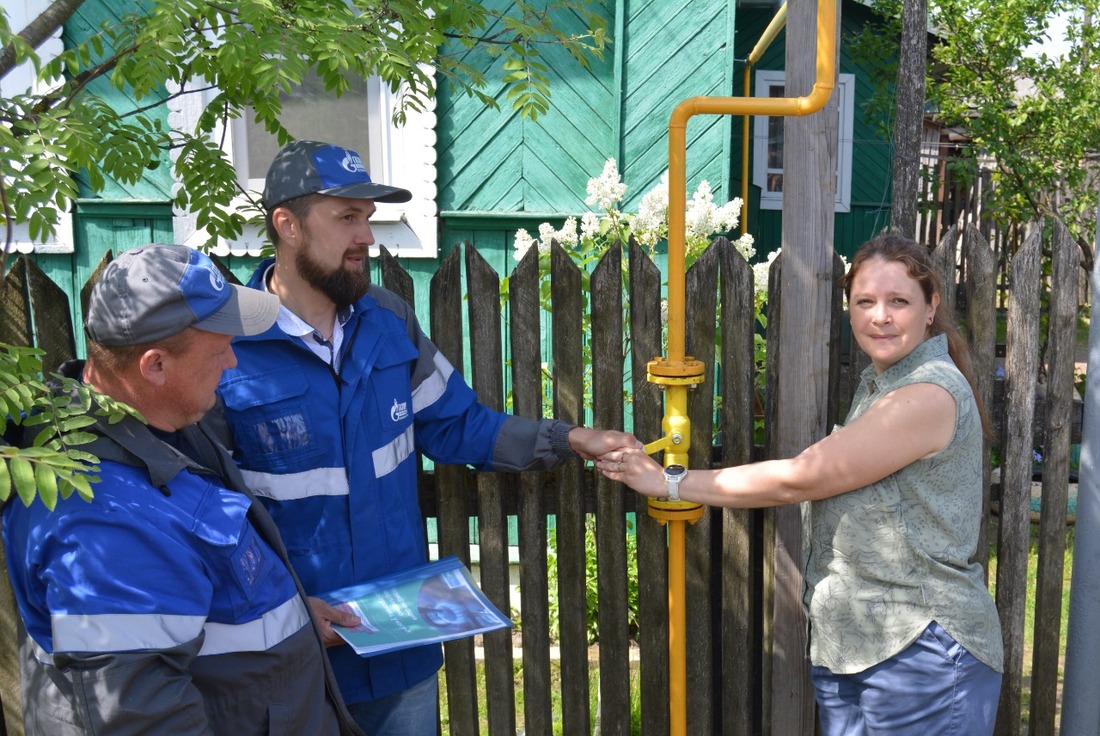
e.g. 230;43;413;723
628;239;670;736
995;226;1043;736
549;241;592;734
430;245;479;735
1030;219;1079;732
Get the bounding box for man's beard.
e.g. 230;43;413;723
295;232;370;307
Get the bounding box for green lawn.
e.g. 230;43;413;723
987;520;1073;729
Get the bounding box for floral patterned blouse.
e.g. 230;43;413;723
803;333;1004;674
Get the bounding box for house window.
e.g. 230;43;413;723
172;70;438;258
237;72;372;192
752;70;854;213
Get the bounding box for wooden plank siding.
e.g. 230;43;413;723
436;0;736;261
436;0;618;215
1;220;1082;734
618;0;734;208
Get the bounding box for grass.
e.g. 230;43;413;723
987;519;1073;729
439;651;641;735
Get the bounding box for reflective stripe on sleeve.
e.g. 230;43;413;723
198;595;311;656
52;612;205;653
240;466;350;501
372;425;415;479
49;596;310;657
411;350;454;413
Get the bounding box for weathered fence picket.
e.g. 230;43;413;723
0;217;1085;736
510;245;554;736
1030;219;1079;736
998;228;1044;736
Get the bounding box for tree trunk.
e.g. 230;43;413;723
890;0;929;239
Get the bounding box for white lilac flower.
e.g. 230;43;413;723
585;158;627;211
580;211;601;240
660;298;669;326
716;198;744;232
634;172;669;248
685;180;717;242
538;222;557;245
558;217;579;247
753;249;781;305
734;233;756;262
514;228;536;262
752;262;770;298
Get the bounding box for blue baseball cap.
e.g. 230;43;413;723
262;140;412;210
85;244;280;346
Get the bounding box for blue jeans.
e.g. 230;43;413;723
811;621;1002;736
346;674;439;736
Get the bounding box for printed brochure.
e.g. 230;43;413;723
317;556;512;657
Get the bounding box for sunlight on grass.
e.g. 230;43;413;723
987;521;1073;728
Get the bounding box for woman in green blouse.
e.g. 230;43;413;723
599;233;1003;736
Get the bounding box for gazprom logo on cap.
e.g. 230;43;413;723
340;151;367;175
315;144;371;188
181;249;231;319
208;266;225;293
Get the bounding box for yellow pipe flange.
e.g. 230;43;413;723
647;357;706;382
648;500;705;523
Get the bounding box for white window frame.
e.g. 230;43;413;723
752;70;854;213
2;0;75;254
170;70;438;258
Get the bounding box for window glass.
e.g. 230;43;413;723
244;73;371;180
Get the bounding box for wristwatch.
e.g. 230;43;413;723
663;464;687;502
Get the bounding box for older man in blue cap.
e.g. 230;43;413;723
2;244;364;736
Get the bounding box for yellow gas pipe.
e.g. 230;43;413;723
642;2;836;733
741;3;789;235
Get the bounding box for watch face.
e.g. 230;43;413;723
665;464;687;478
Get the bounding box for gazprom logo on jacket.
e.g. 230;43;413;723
390;398;409;423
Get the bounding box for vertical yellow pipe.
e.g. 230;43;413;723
668;517;688;729
741;64;752;236
652;3;835;735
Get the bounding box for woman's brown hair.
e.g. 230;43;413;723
842;233;993;437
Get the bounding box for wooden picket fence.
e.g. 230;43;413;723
0;217;1084;736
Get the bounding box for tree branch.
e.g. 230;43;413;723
0;0;85;80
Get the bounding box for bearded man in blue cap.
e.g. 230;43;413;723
215;140;641;734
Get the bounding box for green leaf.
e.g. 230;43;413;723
10;457;36;507
34;462;59;510
0;457;10;502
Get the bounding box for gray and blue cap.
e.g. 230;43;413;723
85;244;280;346
262;139;413;210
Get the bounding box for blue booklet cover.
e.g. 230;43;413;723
317;555;513;657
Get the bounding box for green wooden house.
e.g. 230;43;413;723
9;0;903;334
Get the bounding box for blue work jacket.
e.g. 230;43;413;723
217;260;574;704
2;361;361;735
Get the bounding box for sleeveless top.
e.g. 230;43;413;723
803;334;1004;673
